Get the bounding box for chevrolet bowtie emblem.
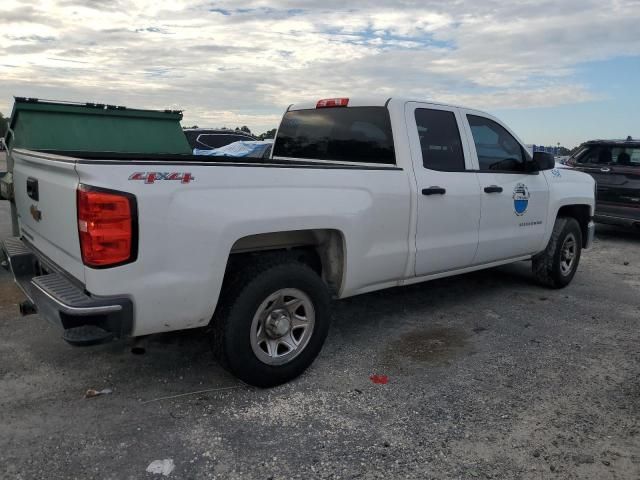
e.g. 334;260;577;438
30;204;42;222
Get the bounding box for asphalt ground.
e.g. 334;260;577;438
0;150;638;479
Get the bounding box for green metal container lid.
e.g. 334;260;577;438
5;97;192;155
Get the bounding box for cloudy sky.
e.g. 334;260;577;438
1;0;639;146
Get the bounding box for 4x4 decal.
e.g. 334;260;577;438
129;172;194;184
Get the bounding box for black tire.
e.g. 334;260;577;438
532;217;582;288
211;256;331;388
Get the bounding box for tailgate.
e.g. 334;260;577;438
12;150;85;282
4;97;192;285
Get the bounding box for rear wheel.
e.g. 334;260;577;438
532;217;582;288
211;257;331;387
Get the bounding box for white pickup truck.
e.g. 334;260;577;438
2;97;595;387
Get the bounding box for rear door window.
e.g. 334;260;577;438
273;107;395;164
415;108;465;171
612;147;640;166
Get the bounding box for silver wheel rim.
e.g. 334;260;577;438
560;233;577;276
250;288;315;366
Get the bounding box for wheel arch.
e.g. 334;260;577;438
228;228;347;297
556;204;592;247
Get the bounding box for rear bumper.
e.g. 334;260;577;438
1;237;133;341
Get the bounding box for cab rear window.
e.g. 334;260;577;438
273;107;396;164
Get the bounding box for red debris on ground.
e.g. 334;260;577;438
370;374;389;385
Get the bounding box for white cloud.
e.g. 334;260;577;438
0;0;639;133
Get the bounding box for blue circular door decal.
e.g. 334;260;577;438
513;183;530;216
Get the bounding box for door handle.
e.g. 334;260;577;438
600;167;611;173
484;185;503;193
422;186;446;196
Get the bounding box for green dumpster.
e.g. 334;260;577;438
5;97;191;155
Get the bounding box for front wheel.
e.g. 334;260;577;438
532;217;583;288
211;258;331;387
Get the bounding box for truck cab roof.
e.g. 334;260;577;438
287;97;477;112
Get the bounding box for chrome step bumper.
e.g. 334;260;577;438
1;237;133;345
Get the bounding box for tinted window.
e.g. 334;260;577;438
577;145;640;166
467;115;526;172
577;146;611;164
183;130;256;150
569;146;589;163
613;147;640;166
415;109;465;171
184;130;200;148
273;107;395;164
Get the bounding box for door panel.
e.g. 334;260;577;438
599;165;640;220
460;111;550;263
571;145;616;216
474;172;549;262
405;103;482;276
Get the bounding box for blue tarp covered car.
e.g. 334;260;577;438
193;140;273;158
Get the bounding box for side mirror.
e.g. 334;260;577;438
530;151;555;171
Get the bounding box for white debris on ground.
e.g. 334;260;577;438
146;459;175;476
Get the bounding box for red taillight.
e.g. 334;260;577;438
77;186;136;267
316;98;349;108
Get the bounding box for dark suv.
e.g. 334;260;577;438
568;138;640;228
